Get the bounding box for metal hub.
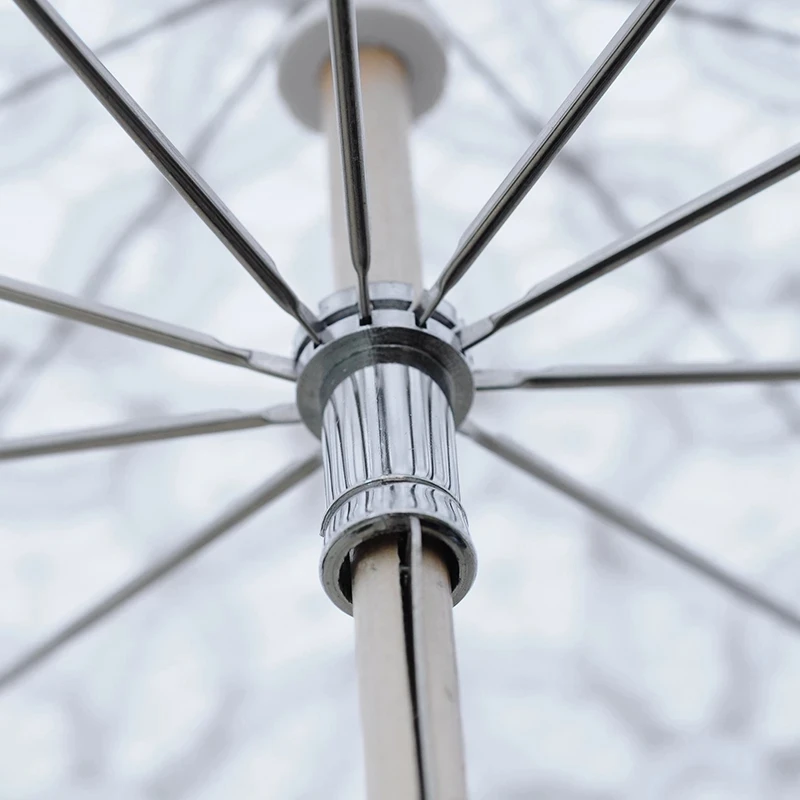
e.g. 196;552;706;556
295;282;477;614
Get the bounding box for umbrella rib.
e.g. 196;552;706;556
0;404;300;460
0;454;321;692
460;142;800;349
326;0;372;322
414;0;675;325
462;420;800;635
432;11;800;434
474;362;800;390
11;0;324;343
0;0;236;108
0;273;296;380
594;0;800;47
0;13;297;431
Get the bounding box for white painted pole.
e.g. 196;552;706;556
322;48;468;799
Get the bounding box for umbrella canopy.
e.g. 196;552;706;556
0;0;798;796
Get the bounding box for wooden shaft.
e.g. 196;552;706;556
323;49;423;289
414;544;468;799
322;48;467;800
352;540;422;798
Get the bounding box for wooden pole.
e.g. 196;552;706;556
324;49;423;291
351;538;421;798
322;49;468;800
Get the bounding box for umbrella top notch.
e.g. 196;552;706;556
277;0;448;131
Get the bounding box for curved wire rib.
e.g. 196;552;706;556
474;362;800;391
462;420;800;635
0;454;321;692
0;273;296;381
326;0;372;322
0;0;233;108
414;0;675;325
461;142;800;349
0;404;299;461
11;0;323;344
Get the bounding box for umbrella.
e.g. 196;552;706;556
0;0;798;796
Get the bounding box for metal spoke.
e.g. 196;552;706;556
11;0;323;343
0;273;296;381
0;18;291;430
0;0;233;109
326;0;372;322
462;420;800;635
433;11;800;435
0;454;321;691
594;0;800;47
461;142;800;349
0;404;299;461
414;0;675;325
474;361;800;391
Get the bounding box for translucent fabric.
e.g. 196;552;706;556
0;0;798;796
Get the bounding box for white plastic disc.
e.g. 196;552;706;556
277;0;448;130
